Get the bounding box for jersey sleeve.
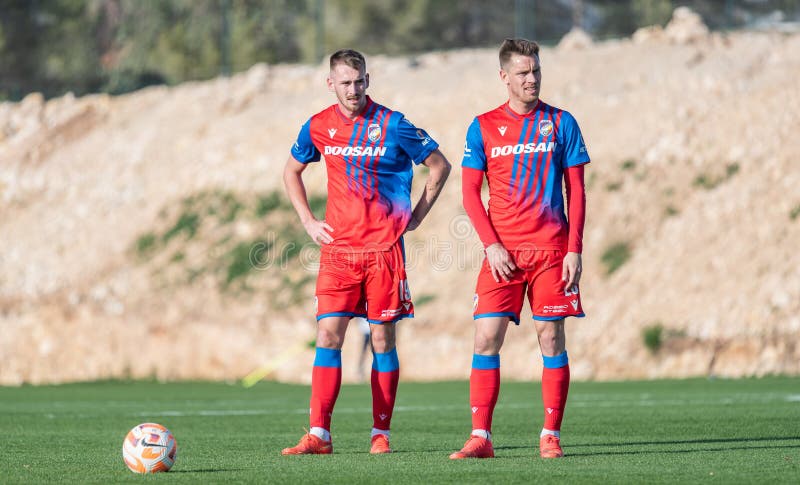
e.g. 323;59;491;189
461;117;487;171
393;115;439;165
564;165;586;254
558;111;590;168
462;166;500;247
290;118;321;163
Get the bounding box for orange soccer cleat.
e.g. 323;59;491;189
281;433;333;455
370;434;392;454
449;435;495;459
539;434;564;458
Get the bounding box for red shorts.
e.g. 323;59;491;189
315;240;413;324
473;249;584;324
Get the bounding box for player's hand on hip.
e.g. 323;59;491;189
304;219;334;245
562;251;582;293
485;243;516;282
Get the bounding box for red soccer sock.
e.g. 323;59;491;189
541;362;570;431
470;354;500;433
309;348;342;431
371;349;400;430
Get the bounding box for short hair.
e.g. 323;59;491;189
499;38;540;68
330;49;366;72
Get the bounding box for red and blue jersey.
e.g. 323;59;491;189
292;97;438;252
462;100;590;250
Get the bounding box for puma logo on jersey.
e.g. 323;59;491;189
498;126;507;136
490;142;555;158
328;128;337;138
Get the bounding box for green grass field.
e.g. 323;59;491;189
1;377;798;483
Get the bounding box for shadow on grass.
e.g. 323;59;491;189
573;436;800;447
568;436;800;457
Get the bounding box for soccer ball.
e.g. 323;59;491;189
122;423;178;473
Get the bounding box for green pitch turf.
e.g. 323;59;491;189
1;377;798;483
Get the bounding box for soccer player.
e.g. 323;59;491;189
282;49;451;455
450;38;589;460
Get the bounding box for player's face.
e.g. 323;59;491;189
500;53;541;105
328;63;369;115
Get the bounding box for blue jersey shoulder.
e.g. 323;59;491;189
461;117;486;170
391;113;438;164
290;117;321;163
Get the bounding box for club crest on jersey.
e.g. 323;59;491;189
539;119;553;137
368;123;382;142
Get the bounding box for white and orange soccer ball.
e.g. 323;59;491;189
122;423;178;473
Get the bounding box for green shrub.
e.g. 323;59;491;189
790;205;800;221
135;233;158;258
414;293;437;307
224;241;258;286
642;323;664;354
693;163;740;190
256;192;284;217
664;205;679;217
219;195;243;223
601;242;631;275
162;211;200;242
693;174;717;189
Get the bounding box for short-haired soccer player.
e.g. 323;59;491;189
450;38;589;460
282;49;451;455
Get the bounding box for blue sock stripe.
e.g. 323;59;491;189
313;347;342;368
472;353;500;370
542;350;569;369
371;348;399;372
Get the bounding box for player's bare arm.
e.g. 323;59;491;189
283;157;334;245
406;149;451;232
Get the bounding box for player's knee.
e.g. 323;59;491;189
474;332;503;354
370;324;396;352
537;327;565;355
316;329;345;349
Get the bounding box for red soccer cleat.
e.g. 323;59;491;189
539;434;564;458
370;434;392;454
449;435;495;459
281;433;333;455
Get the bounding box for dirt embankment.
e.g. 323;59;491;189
2;9;799;385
